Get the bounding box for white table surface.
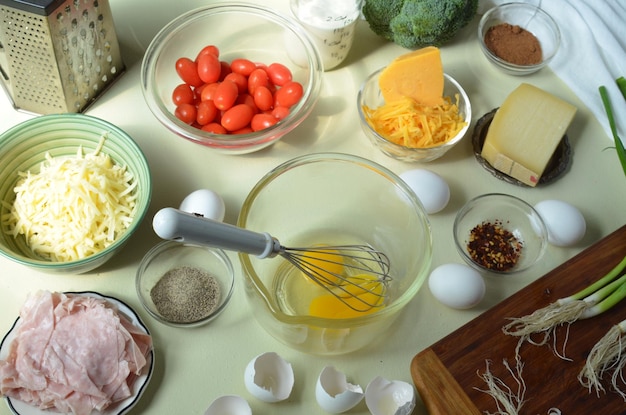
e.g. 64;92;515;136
1;1;625;414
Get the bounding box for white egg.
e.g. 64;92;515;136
204;395;251;415
428;263;485;309
365;376;416;415
534;200;586;247
399;169;450;214
315;366;364;413
243;352;294;403
179;189;226;222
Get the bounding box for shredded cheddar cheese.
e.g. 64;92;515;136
1;134;137;262
363;95;466;148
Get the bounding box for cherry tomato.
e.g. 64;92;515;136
271;106;291;120
175;57;203;87
175;103;197;124
200;82;219;102
230;58;256;76
196;44;219;60
218;61;232;81
274;81;303;108
231;127;254;135
221;104;254;132
251;113;278;131
202;122;227;134
248;68;269;94
196;100;218;125
267;62;292;86
197;53;221;84
213;80;239;111
253;86;274;111
223;72;247;94
172;83;195;106
236;93;259;113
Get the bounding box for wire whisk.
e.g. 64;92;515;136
153;208;392;312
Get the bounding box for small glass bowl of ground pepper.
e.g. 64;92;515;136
478;2;560;76
136;241;235;327
453;193;549;274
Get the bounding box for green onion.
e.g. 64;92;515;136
617;76;626;99
599;85;626;179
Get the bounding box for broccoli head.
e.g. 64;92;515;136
362;0;478;49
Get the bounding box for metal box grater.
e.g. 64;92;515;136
0;0;124;114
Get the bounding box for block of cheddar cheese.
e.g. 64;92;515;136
378;46;445;107
481;83;577;187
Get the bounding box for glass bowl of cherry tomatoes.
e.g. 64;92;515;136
140;3;323;154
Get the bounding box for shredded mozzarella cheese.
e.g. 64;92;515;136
363;95;466;148
1;134;137;262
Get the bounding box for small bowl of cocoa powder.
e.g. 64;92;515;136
136;241;235;327
453;193;549;274
478;2;560;75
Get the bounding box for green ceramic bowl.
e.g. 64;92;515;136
0;114;152;274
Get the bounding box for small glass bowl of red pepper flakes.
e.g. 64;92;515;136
453;193;549;274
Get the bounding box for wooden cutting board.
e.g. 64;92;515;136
411;224;626;414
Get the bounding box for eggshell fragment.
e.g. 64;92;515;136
204;395;251;415
244;352;294;403
365;376;416;415
400;169;450;214
315;366;364;413
179;189;226;222
428;263;485;309
534;200;586;247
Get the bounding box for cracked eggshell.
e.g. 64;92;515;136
315;366;364;413
204;395;251;415
365;376;416;415
179;189;226;222
244;352;294;403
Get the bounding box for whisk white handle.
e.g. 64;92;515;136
152;207;279;258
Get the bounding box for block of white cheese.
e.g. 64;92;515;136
481;83;577;187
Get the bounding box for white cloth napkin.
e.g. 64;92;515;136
479;0;626;143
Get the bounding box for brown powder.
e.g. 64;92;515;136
484;23;542;66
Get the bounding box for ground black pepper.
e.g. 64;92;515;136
150;266;221;323
467;220;523;272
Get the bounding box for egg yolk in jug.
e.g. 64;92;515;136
308;274;386;319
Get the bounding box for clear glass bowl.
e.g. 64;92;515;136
478;2;561;76
357;69;471;163
140;3;323;155
237;153;433;355
0;114;151;274
453;193;548;274
136;241;235;327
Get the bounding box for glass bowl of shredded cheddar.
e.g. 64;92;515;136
0;114;152;274
357;68;471;162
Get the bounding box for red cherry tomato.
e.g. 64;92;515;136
197;53;221;84
231;127;254;135
236;93;259;113
200;82;219;102
218;61;232;81
274;81;303;108
175;57;203;87
248;68;269;94
196;100;218;125
213;80;239;111
253;86;274;111
202;122;228;134
175;103;197;124
223;72;247;94
221;104;254;132
230;58;256;76
267;62;292;86
271;106;291;120
251;113;279;131
172;83;195;106
196;44;219;60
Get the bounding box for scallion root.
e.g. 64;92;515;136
578;322;626;400
476;357;526;415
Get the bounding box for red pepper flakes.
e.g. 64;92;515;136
466;220;523;271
